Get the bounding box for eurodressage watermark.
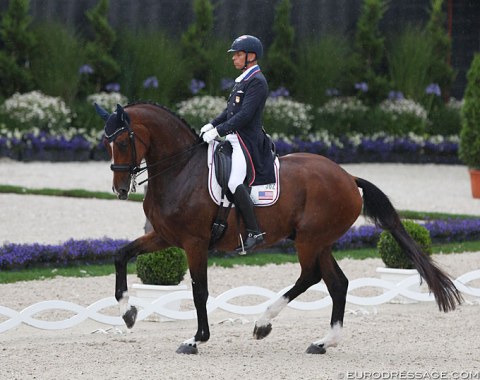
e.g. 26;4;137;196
337;371;480;380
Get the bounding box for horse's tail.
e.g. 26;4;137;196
355;177;463;312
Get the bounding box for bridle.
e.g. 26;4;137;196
106;122;146;175
106;119;205;193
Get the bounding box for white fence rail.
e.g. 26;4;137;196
1;270;479;333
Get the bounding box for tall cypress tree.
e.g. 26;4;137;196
180;0;214;86
84;0;120;93
0;0;36;97
351;0;390;105
266;0;296;92
425;0;455;99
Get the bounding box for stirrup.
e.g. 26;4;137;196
236;231;265;255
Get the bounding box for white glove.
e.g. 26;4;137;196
202;127;219;143
200;123;214;135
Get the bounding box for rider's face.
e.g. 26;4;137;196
232;51;246;70
232;51;255;70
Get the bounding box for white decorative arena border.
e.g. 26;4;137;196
1;270;479;333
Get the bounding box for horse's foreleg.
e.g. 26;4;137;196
254;243;322;340
176;247;209;355
307;254;348;354
114;232;167;328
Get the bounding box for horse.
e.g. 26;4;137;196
94;102;462;355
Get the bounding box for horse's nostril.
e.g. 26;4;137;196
117;188;128;200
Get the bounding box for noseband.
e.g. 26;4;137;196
106;123;144;175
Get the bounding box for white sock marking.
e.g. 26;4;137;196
313;322;343;348
182;337;197;346
119;291;129;315
256;296;289;328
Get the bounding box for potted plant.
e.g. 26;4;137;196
132;247;188;321
459;53;480;198
376;220;432;302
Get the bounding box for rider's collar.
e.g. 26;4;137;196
235;64;260;82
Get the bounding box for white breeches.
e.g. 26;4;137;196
226;134;247;194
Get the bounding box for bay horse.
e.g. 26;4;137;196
95;102;462;355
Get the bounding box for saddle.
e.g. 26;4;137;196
208;139;280;250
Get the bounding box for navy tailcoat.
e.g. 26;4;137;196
211;69;275;186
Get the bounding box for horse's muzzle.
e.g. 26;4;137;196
117;189;129;200
113;185;129;200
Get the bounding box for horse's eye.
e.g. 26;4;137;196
116;140;128;151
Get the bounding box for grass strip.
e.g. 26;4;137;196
0;184;144;202
1;184;478;220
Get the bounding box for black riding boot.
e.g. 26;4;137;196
233;184;264;252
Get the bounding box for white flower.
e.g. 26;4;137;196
318;97;368;115
447;97;463;111
379;99;428;120
176;96;226;124
265;97;313;131
2;91;73;132
87;92;129;112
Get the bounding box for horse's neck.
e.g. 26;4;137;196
145;141;206;196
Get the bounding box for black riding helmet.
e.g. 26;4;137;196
227;35;263;68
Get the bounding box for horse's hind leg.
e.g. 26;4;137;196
253;243;323;340
115;232;167;328
306;251;348;354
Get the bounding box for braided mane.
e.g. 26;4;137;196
125;101;201;141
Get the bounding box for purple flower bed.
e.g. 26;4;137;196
275;136;462;164
332;218;480;250
1;219;479;270
0;131;95;161
0;238;129;270
0;133;462;164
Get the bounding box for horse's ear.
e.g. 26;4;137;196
94;103;110;121
116;104;125;121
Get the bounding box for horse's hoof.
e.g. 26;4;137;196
176;343;198;355
122;306;138;329
306;343;326;354
253;323;272;340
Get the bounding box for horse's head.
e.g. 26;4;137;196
95;103;149;200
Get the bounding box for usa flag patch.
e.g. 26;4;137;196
258;190;274;200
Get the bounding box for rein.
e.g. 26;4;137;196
109;125;205;191
136;141;205;186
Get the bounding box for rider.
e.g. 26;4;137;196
201;35;275;252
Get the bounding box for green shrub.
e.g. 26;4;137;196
387;26;434;103
377;221;432;269
83;0;120;94
0;0;36;98
459;53;480;169
426;101;462;136
136;248;188;285
264;0;296;92
180;0;214;88
351;0;390;105
30;23;85;104
294;35;353;107
115;30;190;106
425;0;455;97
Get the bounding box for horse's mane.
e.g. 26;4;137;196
125;101;201;141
